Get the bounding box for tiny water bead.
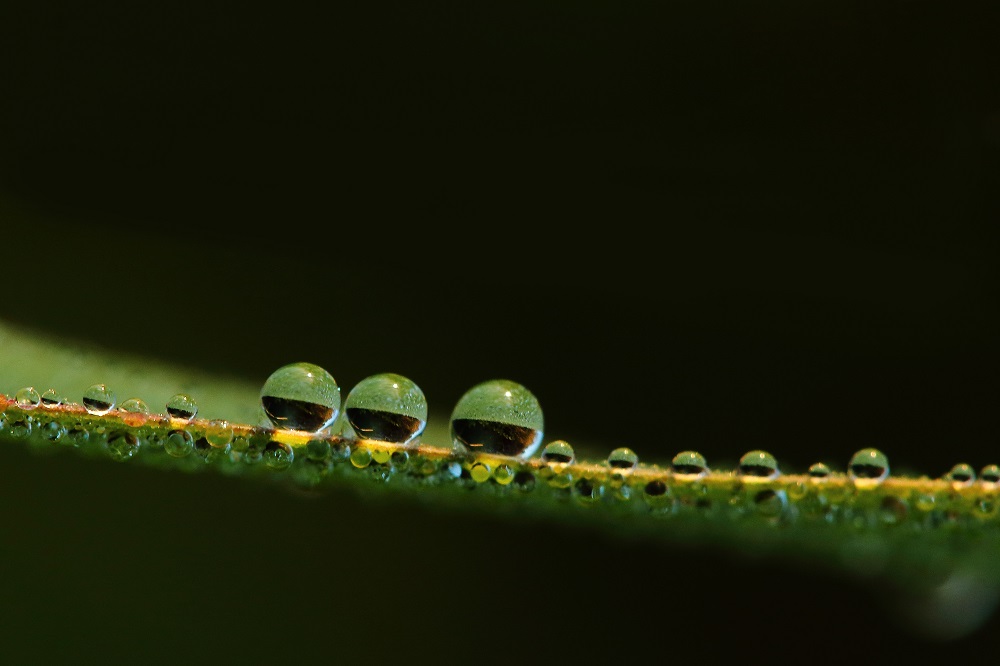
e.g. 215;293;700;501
574;478;603;503
164;430;194;458
607;447;638;471
344;373;427;444
470;461;492;483
350;446;373;469
945;463;976;487
15;387;41;410
450;379;543;458
672;450;708;477
83;384;117;415
42;420;66;442
38;389;63;408
541;440;575;465
808;462;832;479
107;431;140;462
980;465;1000;485
263;442;294;470
305;438;331;461
166;394;198;422
206;420;234;449
260;362;340;432
493;464;515;485
848;448;890;486
737;450;779;480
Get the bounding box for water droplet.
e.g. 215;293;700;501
541;440;574;464
371;448;391;464
754;489;787;518
945;463;976;487
980;465;1000;485
263;441;294;470
305;439;330;461
915;493;937;512
8;416;33;438
450;379;543;458
607;447;638;471
344;373;427;444
166;394;198;422
808;462;831;479
737;450;779;480
848;448;889;486
83;384;117;415
15;387;40;410
164;429;194;458
493;464;515;485
879;496;908;525
40;388;64;408
107;431;139;461
547;470;573;489
644;480;668;497
513;471;535;491
350;446;373;469
573;478;603;503
390;450;409;468
260;362;340;432
973;497;999;519
119;398;150;426
672;450;708;477
470;461;492;483
206;420;233;449
42;420;66;442
67;425;90;446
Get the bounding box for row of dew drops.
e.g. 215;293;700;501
4;362;1000;502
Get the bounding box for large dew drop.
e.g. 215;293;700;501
848;448;889;487
166;394;198;422
607;447;639;471
672;450;708;477
83;384;117;415
450;379;543;458
737;450;779;480
260;362;341;432
344;373;427;444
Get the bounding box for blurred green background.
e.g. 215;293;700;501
1;0;998;661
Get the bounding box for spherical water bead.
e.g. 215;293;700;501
166;394;198;422
574;478;603;503
643;479;670;509
390;450;409;469
672;450;708;477
945;463;976;488
848;448;889;487
15;387;41;410
263;441;294;470
305;438;330;461
42;420;66;442
107;431;139;462
119;398;150;426
513;471;536;491
83;384;117;415
541;440;575;465
260;362;340;432
344;373;427;444
40;389;65;408
206;420;234;449
350;446;373;469
754;489;787;518
470;462;492;483
980;465;1000;485
808;462;831;479
371;448;392;464
493;464;516;485
8;416;33;438
879;496;908;525
164;430;194;458
737;450;780;480
450;379;543;458
607;447;638;471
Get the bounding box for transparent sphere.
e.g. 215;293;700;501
848;448;889;485
260;362;340;432
541;440;575;464
166;394;198;422
737;450;780;480
344;373;427;444
607;447;639;471
83;384;117;416
672;450;708;476
450;379;543;458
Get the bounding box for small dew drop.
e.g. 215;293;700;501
371;449;391;465
344;373;427;444
166;394;198;422
644;479;668;497
848;448;890;486
9;417;33;438
305;439;330;461
107;431;140;462
450;379;543;458
15;387;41;410
944;463;976;488
263;441;294;470
879;496;908;525
493;464;515;485
808;462;831;479
390;450;409;468
40;388;65;408
206;420;234;449
42;420;66;442
164;429;194;458
470;462;492;483
350;446;373;469
980;465;1000;485
607;447;638;471
260;362;341;433
737;450;779;480
83;384;117;415
672;450;708;477
119;398;150;426
573;478;603;503
754;489;787;518
512;471;535;491
915;493;937;512
541;440;575;465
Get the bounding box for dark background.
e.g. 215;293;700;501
1;0;998;662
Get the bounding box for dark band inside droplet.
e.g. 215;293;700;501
983;473;1000;483
609;459;636;469
167;407;196;420
851;463;886;479
542;452;573;464
512;471;535;489
575;479;595;497
644;480;667;496
83;398;113;412
951;472;973;482
673;464;706;475
754;489;777;504
347;408;424;443
262;396;335;432
739;464;777;477
451;419;540;457
808;469;830;478
41;397;61;406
